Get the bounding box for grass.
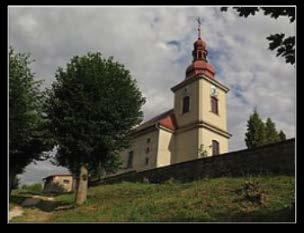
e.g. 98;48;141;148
10;175;295;222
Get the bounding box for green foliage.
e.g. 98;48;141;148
20;183;43;194
45;52;146;177
245;110;287;149
279;130;286;141
265;118;280;143
198;144;208;158
245;110;266;149
220;7;295;65
267;34;295;65
9;47;53;191
12;176;20;190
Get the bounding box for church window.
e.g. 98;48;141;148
211;96;218;114
182;96;190;113
146;147;150;153
145;157;149;166
212;140;220;156
147;138;151;143
127;151;133;168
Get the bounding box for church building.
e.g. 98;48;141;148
118;22;231;173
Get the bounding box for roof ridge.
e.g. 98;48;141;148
134;109;176;132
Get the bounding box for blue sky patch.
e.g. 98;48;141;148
166;40;181;51
232;84;248;105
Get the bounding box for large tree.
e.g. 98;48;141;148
265;118;280;143
221;7;295;65
45;52;145;205
9;47;52;195
278;130;287;141
245;110;287;149
245;110;266;149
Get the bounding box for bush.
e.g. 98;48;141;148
163;177;178;185
21;183;43;194
241;180;265;205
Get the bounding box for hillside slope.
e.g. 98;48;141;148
10;175;295;222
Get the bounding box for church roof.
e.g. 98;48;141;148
134;109;177;133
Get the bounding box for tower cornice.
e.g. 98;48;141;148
171;74;229;93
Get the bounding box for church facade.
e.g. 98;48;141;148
118;26;231;174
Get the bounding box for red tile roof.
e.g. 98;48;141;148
159;110;177;131
135;109;177;133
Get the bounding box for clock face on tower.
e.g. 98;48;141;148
211;85;217;96
182;86;190;96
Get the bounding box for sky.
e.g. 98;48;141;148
8;6;296;185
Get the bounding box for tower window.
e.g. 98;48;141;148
212;140;220;156
147;138;151;143
127;151;133;168
182;96;190;113
145;157;149;166
211;96;218;114
198;51;202;59
146;147;150;154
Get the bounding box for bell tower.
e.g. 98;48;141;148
171;18;231;163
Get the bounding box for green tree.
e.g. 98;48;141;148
11;176;20;190
221;7;295;65
245;110;266;149
9;47;52;195
265;118;280;143
45;52;145;205
278;130;287;141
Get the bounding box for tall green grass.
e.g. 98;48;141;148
12;176;295;222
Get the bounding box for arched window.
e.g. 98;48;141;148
198;51;202;59
145;157;149;166
182;96;190;113
212;140;220;156
211;96;218;114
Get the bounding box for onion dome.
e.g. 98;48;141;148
185;19;215;79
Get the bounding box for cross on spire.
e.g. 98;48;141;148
197;17;201;38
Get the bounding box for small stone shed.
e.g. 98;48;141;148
43;174;74;193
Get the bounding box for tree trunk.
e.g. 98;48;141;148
75;164;88;205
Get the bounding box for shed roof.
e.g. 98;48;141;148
42;173;72;180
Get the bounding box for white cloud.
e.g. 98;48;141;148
9;6;295;183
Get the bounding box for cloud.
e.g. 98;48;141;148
9;6;295;182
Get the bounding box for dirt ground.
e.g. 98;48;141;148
9;195;56;222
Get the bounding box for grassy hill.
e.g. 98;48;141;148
10;175;295;222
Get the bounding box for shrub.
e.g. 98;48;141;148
163;177;177;185
21;183;43;194
241;180;265;205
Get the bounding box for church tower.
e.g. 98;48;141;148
171;18;231;163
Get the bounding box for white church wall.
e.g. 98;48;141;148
199;78;228;131
199;127;229;156
156;128;174;167
173;128;198;163
118;129;160;172
173;80;200;128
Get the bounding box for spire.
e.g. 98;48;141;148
197;17;201;39
192;18;207;62
185;18;215;80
